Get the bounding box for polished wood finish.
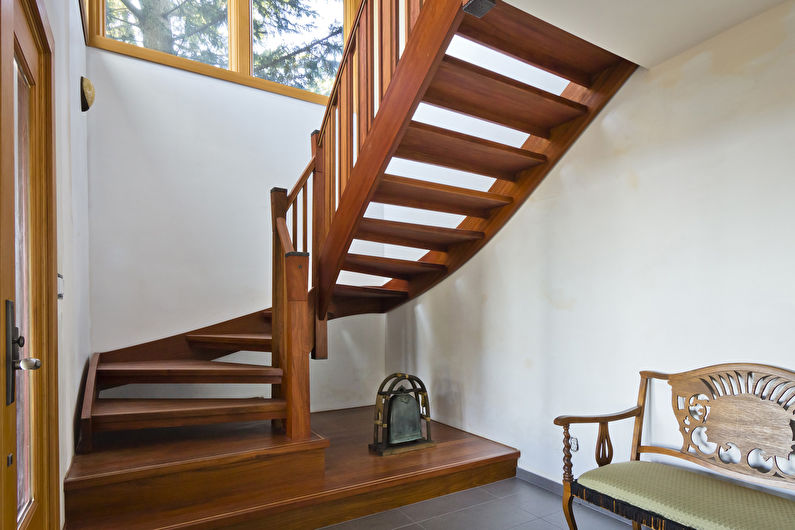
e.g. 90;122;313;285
554;363;795;529
316;0;465;316
384;60;637;302
425;55;587;137
1;0;60;523
77;354;101;452
357;217;484;251
186;332;273;351
65;422;328;528
343;253;447;279
271;187;313;440
65;407;518;529
373;173;513;218
395;121;547;180
334;284;409;299
456;0;621;87
92;398;287;432
96;359;283;387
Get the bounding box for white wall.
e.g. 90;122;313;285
86;50;385;411
385;0;795;491
45;0;91;523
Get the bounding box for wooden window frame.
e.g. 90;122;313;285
82;0;355;106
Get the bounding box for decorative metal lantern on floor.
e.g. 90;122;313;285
370;373;435;456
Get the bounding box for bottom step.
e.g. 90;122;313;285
65;407;518;529
92;397;287;432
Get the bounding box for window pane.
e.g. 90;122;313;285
106;0;230;69
252;0;343;95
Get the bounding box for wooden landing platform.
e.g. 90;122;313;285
65;406;519;529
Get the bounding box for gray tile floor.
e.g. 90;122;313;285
321;478;632;530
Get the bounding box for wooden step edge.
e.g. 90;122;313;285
96;361;283;385
186;333;273;350
151;444;520;529
407;121;547;164
440;55;589;113
374;174;513;218
342;253;447;280
333;284;409;299
64;433;329;492
359;218;486;241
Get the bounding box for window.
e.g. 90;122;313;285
90;0;347;102
106;0;230;69
252;0;343;95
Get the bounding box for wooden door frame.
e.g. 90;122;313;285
0;0;59;526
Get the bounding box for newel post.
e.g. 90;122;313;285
284;251;312;440
310;130;329;359
270;187;312;440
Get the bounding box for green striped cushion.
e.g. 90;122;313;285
577;461;795;530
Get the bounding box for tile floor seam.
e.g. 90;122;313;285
398;490;501;523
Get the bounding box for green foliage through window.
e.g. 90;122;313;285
106;0;230;68
252;0;343;95
104;0;344;96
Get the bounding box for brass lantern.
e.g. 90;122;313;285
370;373;434;456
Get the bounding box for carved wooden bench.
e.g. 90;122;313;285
553;363;795;529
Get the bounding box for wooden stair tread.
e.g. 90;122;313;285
96;360;282;385
186;332;272;351
424;55;588;137
94;398;286;416
394;121;546;180
373;174;512;218
457;0;622;87
91;398;287;432
333;284;409;299
343;253;447;280
357;217;484;251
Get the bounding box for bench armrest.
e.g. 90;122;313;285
553;405;642;426
553;405;643;484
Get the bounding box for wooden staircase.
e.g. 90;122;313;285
70;0;635;524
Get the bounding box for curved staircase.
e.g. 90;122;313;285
70;0;636;525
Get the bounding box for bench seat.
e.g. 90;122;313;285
576;461;795;530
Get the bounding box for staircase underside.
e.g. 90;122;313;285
65;406;518;529
328;0;636;319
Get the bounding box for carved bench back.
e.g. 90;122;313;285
636;363;795;490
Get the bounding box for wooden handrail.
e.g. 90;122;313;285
287;157;315;206
276;217;295;254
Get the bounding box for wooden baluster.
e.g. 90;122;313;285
405;0;422;39
379;0;399;99
291;203;298;250
339;58;354;196
328;103;337;211
302;185;308;253
357;0;374;148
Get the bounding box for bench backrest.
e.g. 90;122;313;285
633;363;795;491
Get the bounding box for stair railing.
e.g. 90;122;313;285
312;0;467;318
272;0;468;400
271;187;312;440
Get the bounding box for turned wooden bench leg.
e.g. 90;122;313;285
562;482;577;529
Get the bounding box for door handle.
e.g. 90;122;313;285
6;300;39;405
14;357;41;371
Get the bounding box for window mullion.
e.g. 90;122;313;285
229;0;252;75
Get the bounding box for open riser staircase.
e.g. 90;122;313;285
75;0;635;465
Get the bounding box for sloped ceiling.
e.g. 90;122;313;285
506;0;787;67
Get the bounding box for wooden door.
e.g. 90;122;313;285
1;0;58;527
